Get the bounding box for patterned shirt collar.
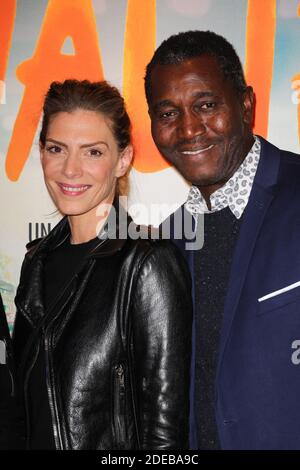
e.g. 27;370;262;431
185;136;261;220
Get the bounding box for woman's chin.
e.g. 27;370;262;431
56;203;91;218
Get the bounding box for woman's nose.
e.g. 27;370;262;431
62;152;83;179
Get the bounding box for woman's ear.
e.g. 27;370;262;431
116;144;133;177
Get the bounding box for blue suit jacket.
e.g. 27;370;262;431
167;137;300;449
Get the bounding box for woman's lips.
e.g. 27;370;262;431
57;182;91;196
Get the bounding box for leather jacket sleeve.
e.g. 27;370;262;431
0;295;24;449
131;241;192;449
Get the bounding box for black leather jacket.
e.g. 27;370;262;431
12;212;192;450
0;295;23;449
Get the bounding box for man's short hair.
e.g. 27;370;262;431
145;30;247;105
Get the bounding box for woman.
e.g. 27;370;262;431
12;80;192;450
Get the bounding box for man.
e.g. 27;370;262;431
145;30;300;450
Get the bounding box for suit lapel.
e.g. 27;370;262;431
216;137;281;378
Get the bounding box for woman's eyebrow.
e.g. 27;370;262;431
80;141;109;149
45;138;109;149
45;138;67;147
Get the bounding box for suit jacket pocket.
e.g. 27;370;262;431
257;283;300;316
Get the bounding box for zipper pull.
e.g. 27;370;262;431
115;364;124;386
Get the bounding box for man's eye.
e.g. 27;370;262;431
45;145;62;154
160;111;177;119
199;102;216;110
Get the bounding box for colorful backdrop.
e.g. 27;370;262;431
1;0;300;329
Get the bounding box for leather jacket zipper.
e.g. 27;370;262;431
24;340;40;449
38;266;94;450
43;284;81;451
44;329;62;450
114;364;126;448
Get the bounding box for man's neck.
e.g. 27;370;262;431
198;134;255;209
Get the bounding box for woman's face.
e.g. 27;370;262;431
40;109;132;219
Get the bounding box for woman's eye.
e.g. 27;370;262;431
45;145;62;154
88;148;103;157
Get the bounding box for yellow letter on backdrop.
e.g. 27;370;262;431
0;0;16;81
123;0;170;173
245;0;276;137
5;0;103;181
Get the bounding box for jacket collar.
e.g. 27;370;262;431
251;135;281;189
16;201;132;326
27;200;131;261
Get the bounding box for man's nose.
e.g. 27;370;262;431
177;111;206;141
62;152;83;179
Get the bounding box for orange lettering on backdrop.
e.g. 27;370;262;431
292;4;300;145
123;0;168;173
5;0;103;182
244;0;276;137
0;0;16;81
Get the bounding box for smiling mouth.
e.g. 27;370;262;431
57;183;91;195
180;144;214;155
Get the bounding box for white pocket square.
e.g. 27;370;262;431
258;280;300;302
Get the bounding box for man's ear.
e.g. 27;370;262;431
242;86;254;127
116;144;133;177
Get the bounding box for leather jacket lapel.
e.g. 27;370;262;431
15;253;46;327
15;202;131;327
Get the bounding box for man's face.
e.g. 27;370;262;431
148;55;254;193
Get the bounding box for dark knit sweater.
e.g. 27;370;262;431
194;206;242;449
